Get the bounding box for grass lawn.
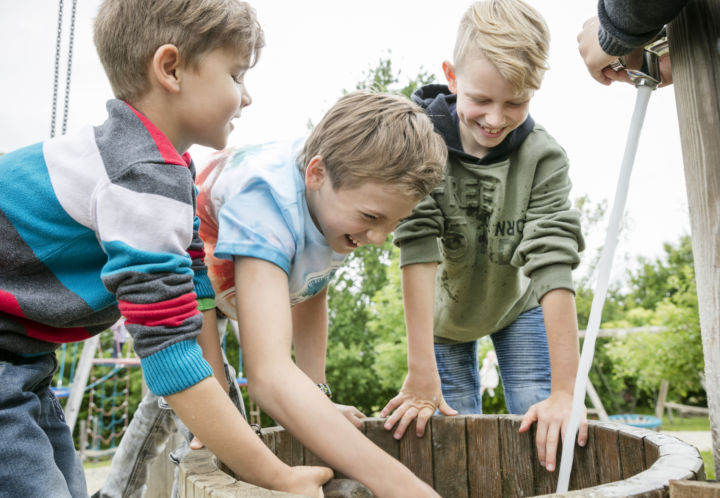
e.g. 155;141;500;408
701;451;716;480
660;415;710;431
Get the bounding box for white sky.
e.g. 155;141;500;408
0;0;691;282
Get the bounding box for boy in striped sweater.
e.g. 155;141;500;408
0;1;331;496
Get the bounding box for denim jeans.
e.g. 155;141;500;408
0;352;88;498
96;349;246;498
434;306;551;415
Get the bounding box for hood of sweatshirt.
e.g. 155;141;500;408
412;84;535;165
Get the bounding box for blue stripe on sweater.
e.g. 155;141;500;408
102;240;194;277
0;143;114;310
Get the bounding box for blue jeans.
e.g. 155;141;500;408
0;352;87;498
434;306;551;414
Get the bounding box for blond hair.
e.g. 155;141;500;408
454;0;549;92
94;0;264;101
298;92;447;199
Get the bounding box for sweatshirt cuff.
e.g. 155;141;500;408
398;236;442;268
140;338;213;396
196;297;216;312
530;263;575;302
193;269;216;300
597;27;635;56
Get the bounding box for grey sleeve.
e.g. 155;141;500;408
597;0;689;55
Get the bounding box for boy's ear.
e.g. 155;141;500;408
443;61;458;94
151;44;182;93
305;155;327;190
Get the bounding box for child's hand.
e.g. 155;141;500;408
281;465;333;498
518;391;588;473
380;371;457;439
189;435;205;450
334;403;366;429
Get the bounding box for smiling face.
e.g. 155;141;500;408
304;157;418;254
444;56;532;159
175;46;252;151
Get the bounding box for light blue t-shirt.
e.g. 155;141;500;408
208;138;346;316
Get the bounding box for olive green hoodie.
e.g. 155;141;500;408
394;85;585;343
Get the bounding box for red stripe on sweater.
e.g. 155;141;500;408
187;249;206;260
119;293;200;328
124;102;188;167
0;290;92;342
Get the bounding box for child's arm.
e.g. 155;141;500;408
291;288;328;383
291;288;367;428
196;308;229;394
518;289;588;472
165;376;332;496
381;262;457;438
234;256;438;498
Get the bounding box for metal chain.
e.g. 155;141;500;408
61;0;78;136
50;0;64;138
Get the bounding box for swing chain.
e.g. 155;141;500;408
50;0;78;138
62;0;78;136
50;0;64;138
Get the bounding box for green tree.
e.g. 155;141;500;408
585;235;705;412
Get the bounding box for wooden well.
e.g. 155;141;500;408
176;414;705;497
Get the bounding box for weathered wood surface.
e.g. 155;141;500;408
174;415;702;497
669;479;720;498
668;0;720;479
468;416;501;498
399;419;434;486
431;415;468;498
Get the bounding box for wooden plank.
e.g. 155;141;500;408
594;425;622;484
644;437;661;469
364;417;400;460
499;416;534;497
532;422;558;496
619;431;646;479
273;428;304;467
667;0;720;480
467;415;501;498
655;380;670;420
303;447;329;469
431;416;468;498
399;419;433;486
669;479;720;498
261;427;277;454
570;423;599;490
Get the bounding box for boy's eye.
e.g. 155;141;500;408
232;73;245;84
361;212;377;221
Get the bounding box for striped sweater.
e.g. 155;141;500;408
0;99;214;395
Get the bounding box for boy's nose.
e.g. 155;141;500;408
366;228;390;246
485;106;504;127
241;91;252;108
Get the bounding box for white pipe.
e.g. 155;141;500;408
556;84;654;492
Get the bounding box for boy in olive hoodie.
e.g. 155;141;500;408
381;0;588;474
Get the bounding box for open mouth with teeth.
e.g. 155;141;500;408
479;124;506;137
345;234;361;248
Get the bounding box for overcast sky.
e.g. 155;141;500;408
0;0;691;282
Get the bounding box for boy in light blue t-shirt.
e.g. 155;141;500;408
197;91;448;497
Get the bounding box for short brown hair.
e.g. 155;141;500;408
94;0;264;101
298;92;447;200
454;0;549;92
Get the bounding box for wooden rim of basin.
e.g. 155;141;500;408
177;415;705;498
